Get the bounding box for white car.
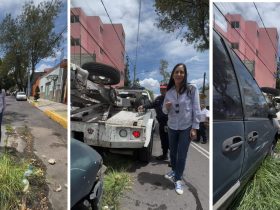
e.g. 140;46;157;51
16;92;27;101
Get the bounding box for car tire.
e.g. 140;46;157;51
82;62;120;85
268;139;277;156
138;133;154;162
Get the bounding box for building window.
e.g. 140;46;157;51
100;26;103;33
256;50;259;57
257;30;259;37
71;15;79;23
121;51;124;60
231;21;240;28
71;38;80;46
231;42;239;49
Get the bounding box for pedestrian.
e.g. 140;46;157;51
138;83;169;160
196;104;209;144
0;87;6;143
162;63;201;195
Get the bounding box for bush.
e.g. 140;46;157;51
34;86;40;101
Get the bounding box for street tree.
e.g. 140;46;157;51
159;59;170;84
124;56;131;87
34;86;40;101
0;0;64;88
154;0;209;52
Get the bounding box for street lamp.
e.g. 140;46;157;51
47;74;58;100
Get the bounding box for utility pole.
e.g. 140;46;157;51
202;72;206;94
133;64;136;86
27;65;31;98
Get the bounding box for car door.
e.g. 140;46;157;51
213;31;245;205
230;49;277;178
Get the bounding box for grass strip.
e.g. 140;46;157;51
101;153;133;209
231;143;280;210
0;153;28;209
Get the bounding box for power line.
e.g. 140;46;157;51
70;35;96;62
213;3;276;77
71;9;119;69
253;2;278;57
133;0;142;83
99;0;134;68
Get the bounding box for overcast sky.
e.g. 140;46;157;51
0;0;67;72
71;0;209;94
214;2;280;58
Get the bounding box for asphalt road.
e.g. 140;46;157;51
3;96;68;210
120;123;209;210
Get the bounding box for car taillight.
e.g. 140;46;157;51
132;131;140;138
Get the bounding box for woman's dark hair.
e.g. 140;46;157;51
167;63;192;95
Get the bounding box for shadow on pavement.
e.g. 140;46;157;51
137;172;174;190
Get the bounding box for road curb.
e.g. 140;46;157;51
43;109;67;129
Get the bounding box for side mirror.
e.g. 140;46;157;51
268;107;277;119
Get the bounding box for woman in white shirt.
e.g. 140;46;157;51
162;63;201;195
0;89;6;142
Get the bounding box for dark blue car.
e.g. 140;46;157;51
213;29;278;209
71;138;103;209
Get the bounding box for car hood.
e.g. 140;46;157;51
71;138;102;207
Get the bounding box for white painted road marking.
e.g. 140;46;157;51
191;142;209;159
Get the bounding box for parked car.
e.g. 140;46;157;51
16;92;27;101
71;138;104;210
213;29;278;209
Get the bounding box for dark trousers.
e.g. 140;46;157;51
159;123;169;155
197;122;207;142
168;127;191;181
0;112;2;142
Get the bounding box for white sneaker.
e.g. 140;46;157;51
175;180;183;195
164;170;175;181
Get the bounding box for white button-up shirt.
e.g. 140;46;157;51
162;85;201;130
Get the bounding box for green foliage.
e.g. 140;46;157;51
124;56;131;87
0;153;27;209
102;170;132;209
0;0;64;89
34;86;40;101
154;0;209;52
102;154;133;209
230;143;280;210
159;59;170;84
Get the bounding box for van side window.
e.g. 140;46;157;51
213;34;243;120
230;51;269;118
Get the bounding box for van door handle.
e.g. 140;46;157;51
247;131;258;143
222;136;244;153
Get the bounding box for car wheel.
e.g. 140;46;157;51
82;62;120;85
138;133;154;162
268;139;277;156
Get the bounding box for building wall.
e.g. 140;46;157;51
39;66;64;102
71;7;125;87
218;14;278;88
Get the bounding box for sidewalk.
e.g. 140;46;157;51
29;97;67;129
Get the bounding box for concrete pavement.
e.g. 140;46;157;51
0;96;68;209
29;97;67;128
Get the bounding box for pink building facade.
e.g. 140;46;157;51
216;14;279;88
71;7;125;87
